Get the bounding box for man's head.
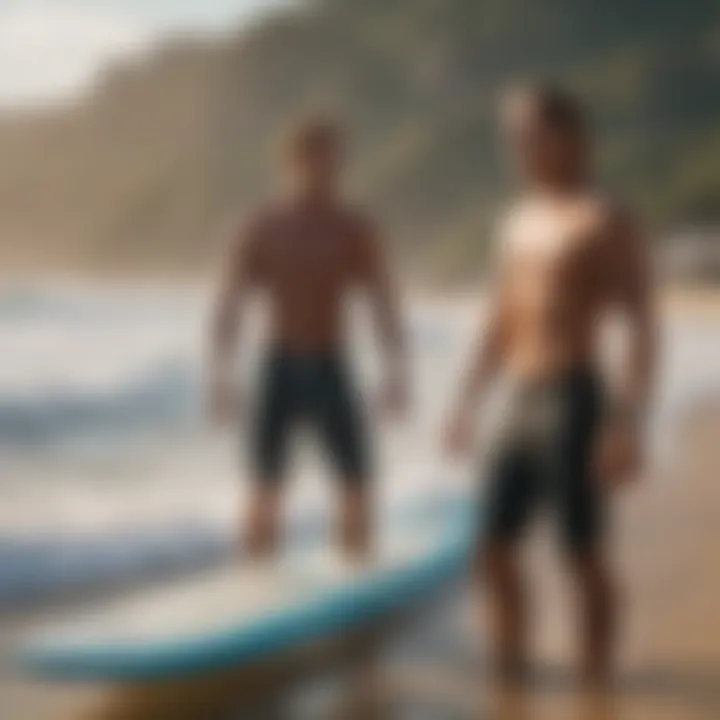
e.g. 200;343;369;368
283;115;344;201
500;84;590;188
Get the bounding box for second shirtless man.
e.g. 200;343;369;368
445;85;657;684
210;117;406;560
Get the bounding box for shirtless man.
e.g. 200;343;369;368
209;117;406;560
444;85;656;684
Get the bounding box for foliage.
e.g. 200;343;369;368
0;0;718;278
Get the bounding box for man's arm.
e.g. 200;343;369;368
358;222;407;414
208;218;262;424
599;209;658;482
458;288;509;414
608;211;657;429
444;259;510;454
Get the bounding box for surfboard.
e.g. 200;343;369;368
20;499;474;682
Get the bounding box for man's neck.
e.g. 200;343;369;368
528;175;592;202
290;188;338;212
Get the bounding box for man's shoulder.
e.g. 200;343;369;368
228;200;288;269
583;193;635;236
495;198;524;222
242;198;288;235
491;199;524;240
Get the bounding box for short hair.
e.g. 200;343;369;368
503;83;587;136
283;114;343;159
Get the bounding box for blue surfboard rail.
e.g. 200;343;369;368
21;501;475;683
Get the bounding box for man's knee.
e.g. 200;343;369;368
569;550;615;598
337;486;372;553
245;486;282;556
481;542;520;585
250;485;282;514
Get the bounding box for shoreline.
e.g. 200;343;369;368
2;277;720;321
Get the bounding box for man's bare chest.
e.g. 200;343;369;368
264;223;353;287
503;211;599;287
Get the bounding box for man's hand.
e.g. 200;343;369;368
208;377;241;429
442;405;476;458
594;422;643;489
378;372;409;420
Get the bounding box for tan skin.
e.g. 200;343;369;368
209;134;406;560
444;95;656;684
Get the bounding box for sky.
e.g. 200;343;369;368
0;0;294;107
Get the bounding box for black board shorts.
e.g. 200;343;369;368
482;368;606;554
250;350;370;485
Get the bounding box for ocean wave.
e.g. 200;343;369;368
0;522;231;607
0;359;198;446
0;285;202;325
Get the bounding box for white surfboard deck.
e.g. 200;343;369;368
22;502;473;682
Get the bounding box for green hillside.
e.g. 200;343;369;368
1;0;719;279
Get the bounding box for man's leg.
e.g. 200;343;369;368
248;353;291;559
317;359;373;561
553;370;614;683
560;459;616;683
481;424;538;682
245;484;283;559
337;485;372;560
569;548;617;685
482;541;529;682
